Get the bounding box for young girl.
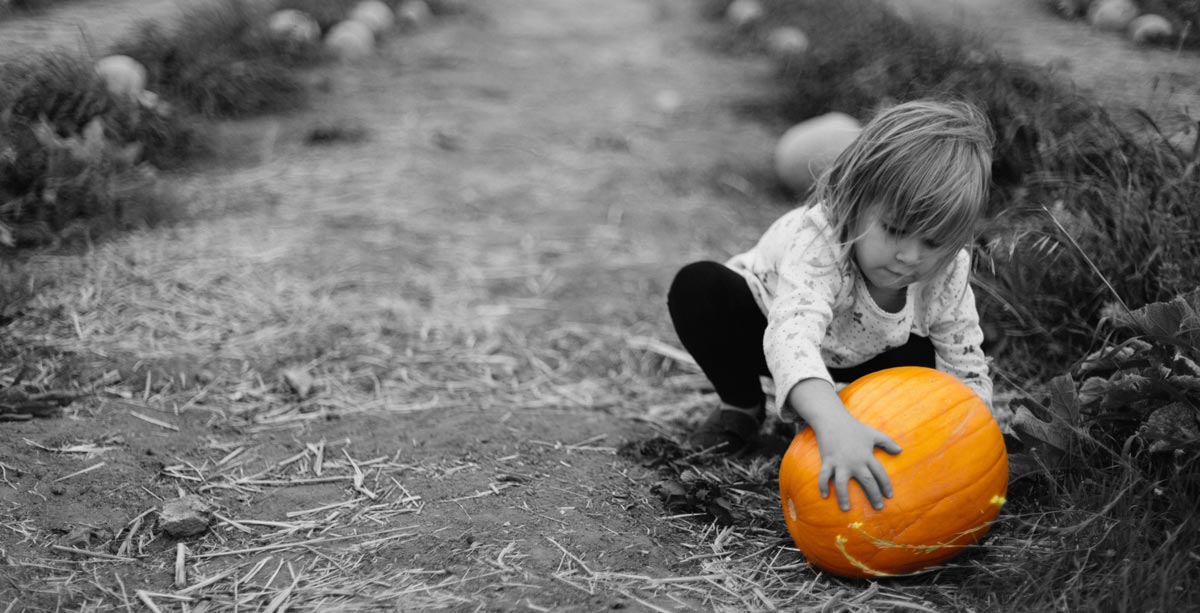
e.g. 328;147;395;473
668;99;997;513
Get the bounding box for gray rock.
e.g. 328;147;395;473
159;496;212;538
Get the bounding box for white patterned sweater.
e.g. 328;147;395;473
725;204;993;421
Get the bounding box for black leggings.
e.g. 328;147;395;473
667;261;935;409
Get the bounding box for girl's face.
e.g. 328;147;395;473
852;209;951;292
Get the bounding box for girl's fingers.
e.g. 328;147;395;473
817;464;832;498
875;431;903;455
867;457;893;499
853;470;884;510
833;472;852;511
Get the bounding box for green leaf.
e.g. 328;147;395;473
1125;293;1200;343
1076;376;1110;408
1137;300;1185;337
1168;375;1200;396
1172;354;1200;378
1076;339;1152;376
1097;373;1155;411
1009;404;1076;456
1136;402;1200;454
1006;408;1074;479
1045;374;1081;425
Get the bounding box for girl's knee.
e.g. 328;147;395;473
669;261;727;303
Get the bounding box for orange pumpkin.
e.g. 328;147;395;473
778;366;1008;578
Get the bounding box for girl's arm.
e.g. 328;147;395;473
926;251;993;406
788;378;902;512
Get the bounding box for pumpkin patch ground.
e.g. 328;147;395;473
1;0;1198;610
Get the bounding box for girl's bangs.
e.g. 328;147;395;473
894;193;978;248
884;147;987;249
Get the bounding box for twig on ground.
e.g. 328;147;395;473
130;410;180;431
53;462;106;483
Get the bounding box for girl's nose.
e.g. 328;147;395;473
895;238;924;264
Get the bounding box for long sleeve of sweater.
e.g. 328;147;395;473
922;250;993;406
757;215;849;420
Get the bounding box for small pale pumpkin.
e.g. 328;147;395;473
325;20;376;61
773;112;861;195
778;367;1008;579
267;9;321;46
94;55;147;100
397;0;434;30
764;26;810;60
350;0;396;35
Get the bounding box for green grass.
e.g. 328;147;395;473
949;462;1200;611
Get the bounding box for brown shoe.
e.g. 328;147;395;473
688;406;764;453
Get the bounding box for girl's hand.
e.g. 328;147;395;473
811;413;901;511
787;378;902;512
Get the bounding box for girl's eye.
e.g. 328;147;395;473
882;222;906;237
922;238;943;249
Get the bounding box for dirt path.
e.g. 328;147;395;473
893;0;1200;134
0;0;184;62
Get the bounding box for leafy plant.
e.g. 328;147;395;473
978;110;1200;377
0;52;187;245
1;116;181;245
112;0;311;119
968;287;1200;611
1004;288;1200;482
1076;290;1200;456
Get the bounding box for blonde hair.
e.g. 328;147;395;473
812;99;994;272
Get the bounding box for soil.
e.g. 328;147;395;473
0;0;1197;611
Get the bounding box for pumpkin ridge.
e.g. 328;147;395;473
890;445;999;502
853;516;997;575
893;403;996;468
867;387;980;437
846;521;969;552
834;533;897;577
897;425;1001;484
972;443;1009;476
869;496;969;547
